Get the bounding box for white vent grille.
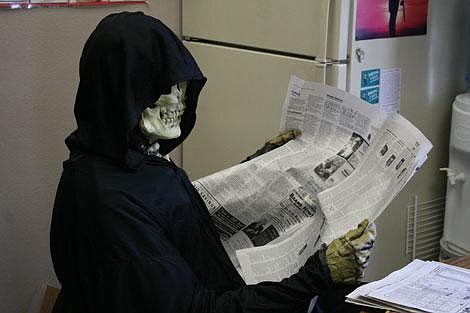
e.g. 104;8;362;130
406;196;445;260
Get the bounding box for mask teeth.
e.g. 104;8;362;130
156;105;184;129
161;115;182;127
161;109;182;120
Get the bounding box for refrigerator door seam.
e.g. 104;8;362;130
183;38;349;65
182;37;318;61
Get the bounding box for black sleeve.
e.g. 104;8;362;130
191;248;335;313
91;233;334;313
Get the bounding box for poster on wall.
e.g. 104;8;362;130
356;0;428;40
1;0;145;8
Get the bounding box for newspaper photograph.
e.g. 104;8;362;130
192;76;432;284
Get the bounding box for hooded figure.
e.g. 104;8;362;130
51;12;369;313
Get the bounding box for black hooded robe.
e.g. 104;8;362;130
50;12;357;313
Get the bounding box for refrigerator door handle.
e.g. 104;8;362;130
315;57;349;66
312;61;348;91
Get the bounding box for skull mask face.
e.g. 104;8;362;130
139;81;187;142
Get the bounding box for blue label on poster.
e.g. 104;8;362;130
361;69;380;88
361;87;380;105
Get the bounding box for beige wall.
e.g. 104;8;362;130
0;3;180;313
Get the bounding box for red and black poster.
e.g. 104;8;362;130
356;0;428;40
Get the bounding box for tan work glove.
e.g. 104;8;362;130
242;129;301;162
326;219;377;284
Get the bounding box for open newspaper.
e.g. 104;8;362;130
193;76;432;284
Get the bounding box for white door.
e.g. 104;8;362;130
348;0;469;280
182;0;331;58
183;41;337;179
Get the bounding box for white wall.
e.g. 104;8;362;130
0;3;180;313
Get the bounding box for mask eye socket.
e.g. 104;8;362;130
177;81;188;95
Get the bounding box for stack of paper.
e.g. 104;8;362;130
347;259;470;313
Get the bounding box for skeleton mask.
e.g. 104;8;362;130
139;81;187;142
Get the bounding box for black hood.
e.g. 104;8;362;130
65;12;206;169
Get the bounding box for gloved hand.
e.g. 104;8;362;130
242;129;301;162
326;219;376;284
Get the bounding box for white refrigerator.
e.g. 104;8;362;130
181;0;470;279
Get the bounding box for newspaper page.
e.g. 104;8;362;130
347;260;470;313
318;113;432;243
193;76;432;284
235;217;324;284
